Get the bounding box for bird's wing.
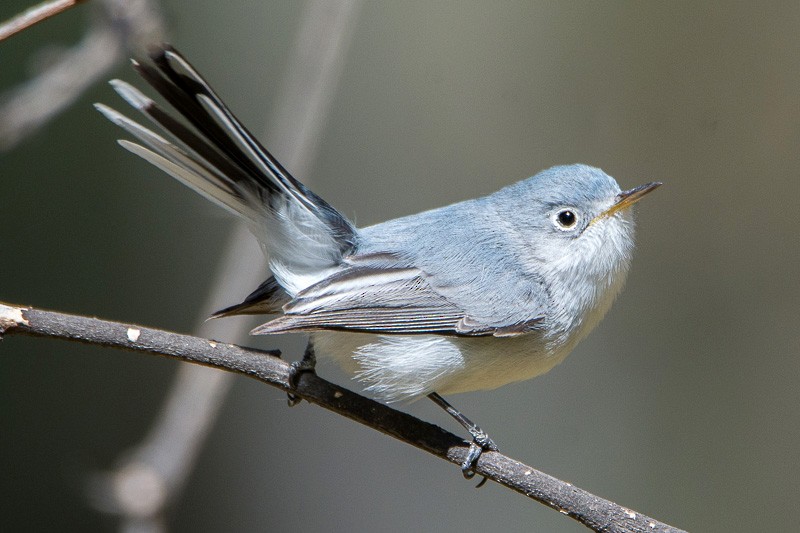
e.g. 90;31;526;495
251;254;543;337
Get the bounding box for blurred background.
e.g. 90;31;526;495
2;1;799;531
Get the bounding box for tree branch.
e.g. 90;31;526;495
0;302;686;533
0;0;88;42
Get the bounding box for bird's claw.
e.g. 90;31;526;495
287;356;316;407
461;432;498;488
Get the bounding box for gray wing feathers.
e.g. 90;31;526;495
252;265;475;335
251;262;542;337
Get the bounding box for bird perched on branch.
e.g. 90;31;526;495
96;45;660;479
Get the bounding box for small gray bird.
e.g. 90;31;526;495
96;46;660;477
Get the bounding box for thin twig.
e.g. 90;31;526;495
0;0;88;42
0;302;687;533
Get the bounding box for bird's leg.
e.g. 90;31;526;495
428;392;498;487
287;341;316;407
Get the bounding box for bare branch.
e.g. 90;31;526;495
0;0;88;42
0;302;687;533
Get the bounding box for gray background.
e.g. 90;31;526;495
3;1;799;531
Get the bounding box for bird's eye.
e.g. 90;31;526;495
554;209;578;229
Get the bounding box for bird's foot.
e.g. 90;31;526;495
287;344;316;407
427;392;498;488
461;428;498;488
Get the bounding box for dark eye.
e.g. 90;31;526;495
556;210;577;228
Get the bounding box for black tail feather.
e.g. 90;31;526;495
210;276;290;319
131;45;357;252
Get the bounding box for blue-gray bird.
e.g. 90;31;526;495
96;46;660;477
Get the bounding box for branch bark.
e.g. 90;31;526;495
0;302;686;533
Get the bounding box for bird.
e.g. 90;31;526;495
95;45;660;478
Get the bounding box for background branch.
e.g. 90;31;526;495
0;302;686;533
2;0;362;527
92;3;363;531
0;0;164;150
0;0;87;42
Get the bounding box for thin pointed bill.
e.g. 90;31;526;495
594;181;662;222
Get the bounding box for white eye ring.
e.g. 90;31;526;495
552;209;579;230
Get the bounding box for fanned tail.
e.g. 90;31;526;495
96;45;358;297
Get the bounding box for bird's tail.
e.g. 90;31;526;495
95;45;357;296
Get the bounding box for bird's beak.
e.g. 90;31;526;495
594;181;662;223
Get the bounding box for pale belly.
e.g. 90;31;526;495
310;330;571;403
